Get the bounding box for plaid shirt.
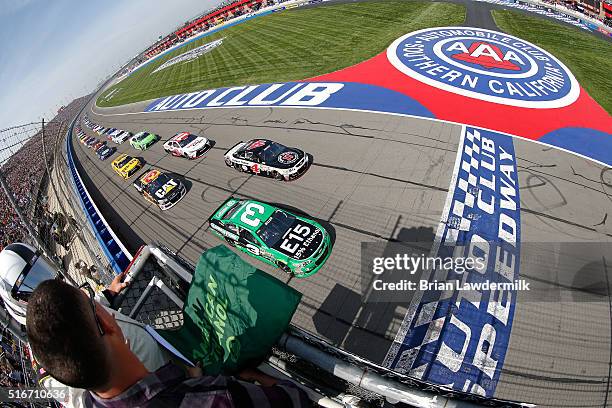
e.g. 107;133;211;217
86;363;311;407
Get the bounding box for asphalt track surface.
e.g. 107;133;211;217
71;3;612;407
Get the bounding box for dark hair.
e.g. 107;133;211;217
26;280;110;389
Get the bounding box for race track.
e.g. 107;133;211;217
74;99;612;407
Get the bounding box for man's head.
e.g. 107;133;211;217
26;279;125;389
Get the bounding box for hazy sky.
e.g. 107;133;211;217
0;0;220;128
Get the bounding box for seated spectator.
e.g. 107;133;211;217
26;280;310;407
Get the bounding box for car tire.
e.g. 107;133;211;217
225;159;232;167
272;171;284;181
225;238;236;247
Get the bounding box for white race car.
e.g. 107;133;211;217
224;139;310;181
109;129;123;138
112;131;133;144
163;132;213;159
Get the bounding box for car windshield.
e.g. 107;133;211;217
136;133;148;141
178;134;197;147
257;210;295;247
117;157;131;167
146;174;171;193
260;142;287;162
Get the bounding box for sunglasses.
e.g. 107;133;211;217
79;283;105;337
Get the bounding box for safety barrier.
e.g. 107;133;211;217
497;0;612;35
64;120;132;274
521;0;612;33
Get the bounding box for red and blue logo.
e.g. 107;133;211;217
387;27;580;108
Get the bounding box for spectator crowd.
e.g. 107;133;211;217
0;95;90;252
0;330;33;388
538;0;612;27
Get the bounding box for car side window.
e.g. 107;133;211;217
240;229;257;244
226;223;238;234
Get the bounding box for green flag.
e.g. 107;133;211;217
159;245;302;374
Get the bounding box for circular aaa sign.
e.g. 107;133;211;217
387;27;580;108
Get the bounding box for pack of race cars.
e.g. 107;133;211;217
78;115;327;276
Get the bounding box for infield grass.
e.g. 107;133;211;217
493;10;612;114
98;1;465;107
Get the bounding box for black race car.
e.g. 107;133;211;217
224;139;310;181
133;169;186;210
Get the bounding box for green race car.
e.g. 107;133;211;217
130;131;158;150
208;197;332;277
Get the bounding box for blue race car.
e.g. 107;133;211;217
96;145;116;160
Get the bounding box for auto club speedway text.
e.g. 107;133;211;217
372;129;528;295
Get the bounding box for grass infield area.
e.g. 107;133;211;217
493;10;612;114
97;1;465;107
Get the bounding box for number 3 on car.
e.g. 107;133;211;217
208;197;332;278
240;203;264;227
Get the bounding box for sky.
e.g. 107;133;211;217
0;0;220;128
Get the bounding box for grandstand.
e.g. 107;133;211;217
143;0;275;59
0;97;89;252
113;0;285;81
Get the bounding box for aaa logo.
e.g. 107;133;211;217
450;41;521;71
387;27;579;108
